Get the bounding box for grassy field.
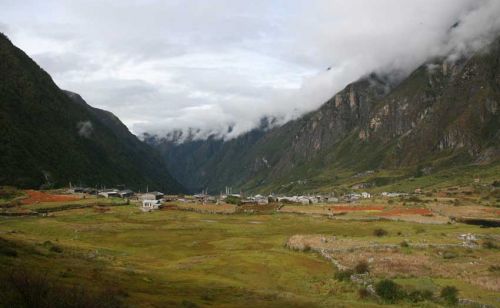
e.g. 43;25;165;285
0;203;499;307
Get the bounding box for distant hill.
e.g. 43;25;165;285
150;38;500;194
0;33;184;192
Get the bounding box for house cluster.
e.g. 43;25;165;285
381;192;409;198
244;194;269;205
68;186;166;212
342;192;372;202
68;187;133;198
98;189;134;199
277;195;340;205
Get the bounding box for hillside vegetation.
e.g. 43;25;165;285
0;33;184;192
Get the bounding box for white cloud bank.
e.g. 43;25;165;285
1;0;500;140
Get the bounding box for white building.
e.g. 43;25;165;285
361;192;371;199
142;199;161;212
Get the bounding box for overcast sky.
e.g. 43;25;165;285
1;0;500;140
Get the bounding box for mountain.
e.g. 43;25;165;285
149;38;500;194
144;126;267;194
0;33;184;192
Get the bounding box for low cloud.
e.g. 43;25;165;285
2;0;500;141
77;121;93;138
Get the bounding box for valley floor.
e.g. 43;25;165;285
0;200;499;307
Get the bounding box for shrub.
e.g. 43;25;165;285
375;279;404;303
358;287;371;299
482;240;498;249
408;289;433;303
354;260;369;274
488;265;500;272
373;228;388;237
407;196;423;203
0;186;21;200
224;195;241;205
414;226;425;234
442;251;457;259
334;269;353;282
440;286;458;306
49;245;63;253
0;245;18;257
42;241;63;253
181;300;199;307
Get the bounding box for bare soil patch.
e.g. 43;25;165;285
21;190;81;205
279;204;385;215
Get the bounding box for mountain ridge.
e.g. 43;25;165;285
0;33;184;192
149;38;500;194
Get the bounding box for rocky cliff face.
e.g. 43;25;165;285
150;39;500;194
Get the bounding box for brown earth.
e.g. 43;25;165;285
21;190;81;205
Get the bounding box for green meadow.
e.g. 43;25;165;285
0;205;499;307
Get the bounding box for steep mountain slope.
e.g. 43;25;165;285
151;38;500;194
0;33;184;192
145;127;267;193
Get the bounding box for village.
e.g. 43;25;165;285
66;185;410;211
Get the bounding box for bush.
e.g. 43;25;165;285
408;289;433;303
440;286;458;306
488;265;500;272
181;300;199;308
0;186;21;200
0;246;18;257
482;240;498;249
354;260;369;274
414;226;426;234
49;245;63;253
42;241;63;253
373;228;388;237
407;196;423;203
224;195;241;205
375;279;404;303
334;269;353;282
358;287;371;299
442;251;457;259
